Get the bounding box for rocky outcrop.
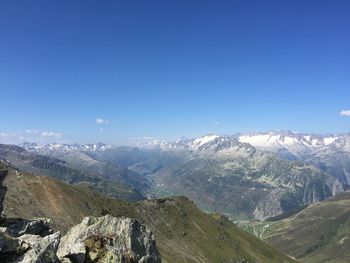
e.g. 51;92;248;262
6;218;53;237
0;160;296;262
253;189;287;220
0;215;161;263
1;162;161;262
0;218;60;263
16;231;60;263
57;215;161;263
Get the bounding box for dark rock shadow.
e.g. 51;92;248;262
0;163;9;220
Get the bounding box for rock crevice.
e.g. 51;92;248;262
0;215;161;263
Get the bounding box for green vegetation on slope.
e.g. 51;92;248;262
0;143;145;202
0;162;296;263
250;192;350;263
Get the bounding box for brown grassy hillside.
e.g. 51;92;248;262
0;161;296;263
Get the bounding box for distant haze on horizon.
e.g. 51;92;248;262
1;1;349;144
0;130;349;146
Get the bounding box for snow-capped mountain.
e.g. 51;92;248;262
134;133;342;220
237;131;350;186
17;132;347;220
20;142;116;153
238;131;341;158
138;132;349;156
21;132;350;160
138;134;249;154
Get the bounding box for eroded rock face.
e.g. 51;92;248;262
6;218;53;237
253;189;287;220
57;215;161;263
15;231;60;263
0;218;60;263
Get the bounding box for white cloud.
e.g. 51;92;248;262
0;132;18;138
128;136;154;141
0;132;15;144
40;131;62;138
96;118;109;125
0;129;64;144
340;110;350;116
25;129;39;134
214;121;220;125
127;136;158;146
0;132;12;137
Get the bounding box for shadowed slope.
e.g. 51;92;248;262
252;192;350;262
0;161;296;263
0;143;145;202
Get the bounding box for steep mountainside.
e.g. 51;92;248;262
146;136;341;220
238;131;340;158
238;131;350;187
0;143;145;202
0;161;296;263
248;191;350;263
21;136;343;220
20;142;150;192
95;135;341;220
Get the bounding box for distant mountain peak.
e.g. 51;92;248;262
238;131;343;156
192;134;220;147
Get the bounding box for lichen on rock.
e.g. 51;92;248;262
57;215;161;263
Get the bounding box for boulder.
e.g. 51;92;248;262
6;218;53;237
15;231;60;263
57;215;161;263
0;231;27;262
0;217;59;263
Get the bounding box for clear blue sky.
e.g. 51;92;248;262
0;0;349;144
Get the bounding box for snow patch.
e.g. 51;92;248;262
324;137;338;145
192;135;219;147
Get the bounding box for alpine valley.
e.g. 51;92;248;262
2;0;349;261
18;131;348;220
1;131;350;262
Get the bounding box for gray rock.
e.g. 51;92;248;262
57;215;161;263
253;189;287;220
15;231;60;263
0;231;27;262
0;217;59;263
6;218;53;237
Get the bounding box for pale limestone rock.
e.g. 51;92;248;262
58;215;161;263
15;231;60;263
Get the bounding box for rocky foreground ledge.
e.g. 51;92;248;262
0;215;161;263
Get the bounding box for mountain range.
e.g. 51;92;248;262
14;131;349;220
0;143;146;202
0;161;296;263
238;131;350;187
1;130;350;262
